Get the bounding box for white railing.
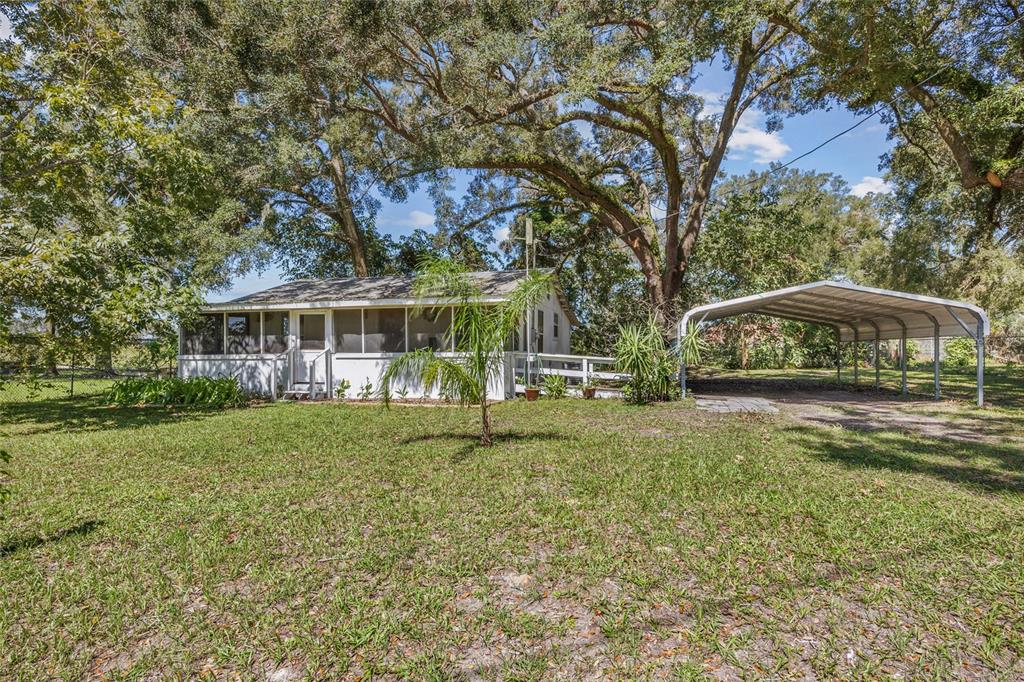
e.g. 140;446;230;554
270;350;291;401
507;352;629;393
307;348;331;400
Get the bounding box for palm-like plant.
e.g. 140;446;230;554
381;259;551;445
615;315;681;404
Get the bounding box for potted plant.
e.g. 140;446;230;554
524;382;541;402
581;380;597;400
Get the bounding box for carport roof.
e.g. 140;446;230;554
680;281;989;342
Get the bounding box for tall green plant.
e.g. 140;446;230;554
381;260;551;445
615;317;680;405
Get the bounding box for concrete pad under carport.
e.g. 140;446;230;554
689;376;1011;444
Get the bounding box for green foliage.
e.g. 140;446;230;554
945;337;976;368
615;317;680;405
541;374;567;399
679;322;709;367
103;377;246;408
381;259;551;444
1;2;255;356
358;381;374;401
336;379;352;399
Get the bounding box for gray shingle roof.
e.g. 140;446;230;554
210;269;549;308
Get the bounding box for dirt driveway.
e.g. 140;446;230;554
691;377;1024;445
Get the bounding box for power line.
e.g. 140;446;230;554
651;12;1024;221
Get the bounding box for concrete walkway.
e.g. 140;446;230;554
694;395;779;414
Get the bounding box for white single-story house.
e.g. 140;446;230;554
178;269;577;400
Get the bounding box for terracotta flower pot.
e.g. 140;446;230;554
525;388;540;402
582;387;597;400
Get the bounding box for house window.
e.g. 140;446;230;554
553;312;560;340
181;313;224;355
262;311;288;353
299;313;326;351
333;309;362;353
226;312;260;354
535;310;545;353
409;307;451;351
363;308;405;353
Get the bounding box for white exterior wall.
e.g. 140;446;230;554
179;283;570;400
534;290;571;355
179;356;284;395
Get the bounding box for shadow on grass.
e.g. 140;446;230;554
401;430;572;462
786;424;1024;495
0;520;104;556
0;394;229;436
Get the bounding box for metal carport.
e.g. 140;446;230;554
678;281;990;407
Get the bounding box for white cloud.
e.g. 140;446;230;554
850;176;893;197
407;209;434;228
381;209;435;230
692;89;725;116
494;226;510;243
1;13;12;41
729;110;790;164
691;92;790;164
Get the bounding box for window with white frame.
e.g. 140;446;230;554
299;314;326;350
553;312;560;340
226;312;260;354
262;311;288;353
409;306;451;351
535;309;545;353
333;309;362;353
363;308;406;353
181;313;224;355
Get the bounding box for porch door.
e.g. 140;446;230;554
296;313;327;385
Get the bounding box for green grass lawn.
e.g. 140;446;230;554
2;393;1023;679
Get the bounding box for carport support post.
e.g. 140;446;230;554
900;328;908;395
852;329;859;386
933;323;941;400
976;317;985;407
874;332;880;390
835;330;841;386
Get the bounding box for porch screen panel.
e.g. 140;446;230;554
262;312;288;353
299;314;326;350
181;313;224;355
226;312;260;353
364;308;405;353
333;309;362;352
409;307;451;351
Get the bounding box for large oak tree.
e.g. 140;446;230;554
319;1;811;318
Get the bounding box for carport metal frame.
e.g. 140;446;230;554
678;281;989;407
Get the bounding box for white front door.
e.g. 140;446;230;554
296;313;328;385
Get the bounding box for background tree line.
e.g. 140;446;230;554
2;0;1021;367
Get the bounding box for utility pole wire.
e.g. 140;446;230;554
649;11;1024;223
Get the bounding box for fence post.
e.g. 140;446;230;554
582;357;589;388
70;351;76;398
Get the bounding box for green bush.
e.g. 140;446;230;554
615;316;680;404
944;336;975;368
541;374;567;398
103;376;246;408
